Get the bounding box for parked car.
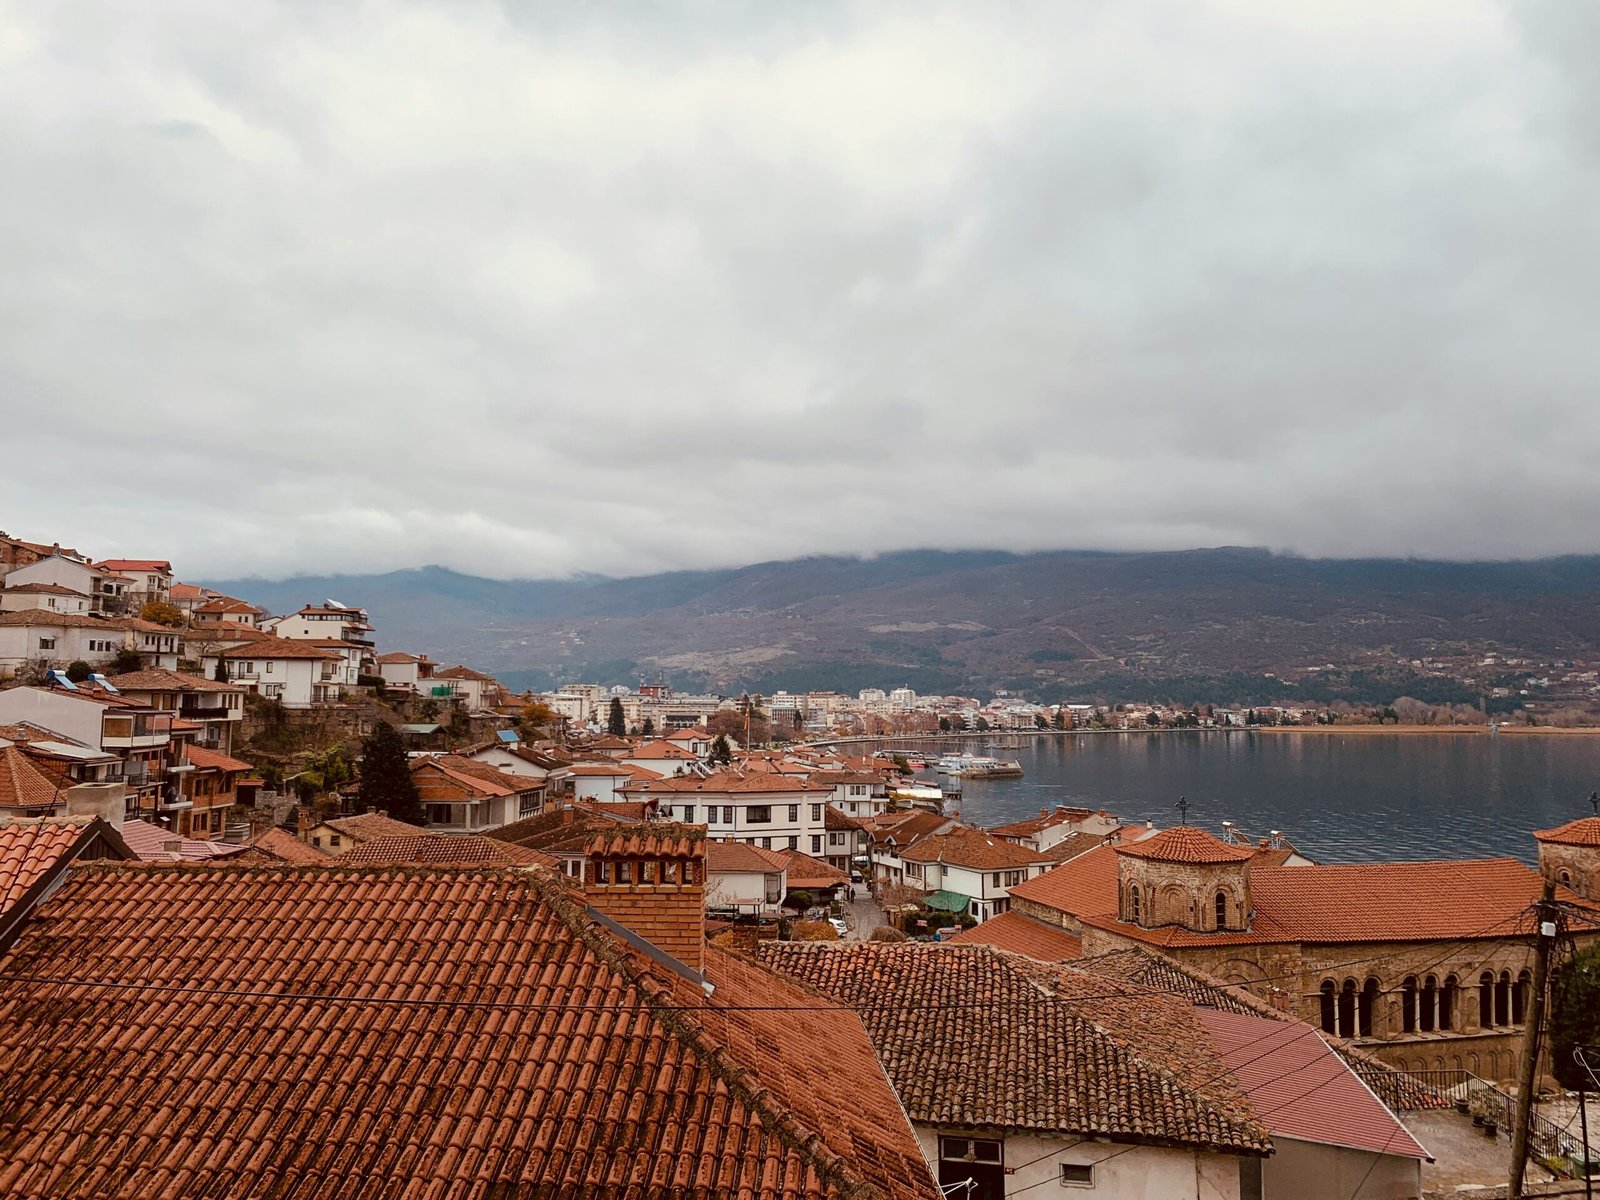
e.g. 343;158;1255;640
849;871;864;884
828;917;849;937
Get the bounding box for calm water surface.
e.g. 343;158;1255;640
912;732;1600;864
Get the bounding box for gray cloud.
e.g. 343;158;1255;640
1;0;1596;579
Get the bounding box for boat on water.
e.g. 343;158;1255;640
934;753;1025;780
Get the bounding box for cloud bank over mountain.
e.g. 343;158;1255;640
2;1;1597;579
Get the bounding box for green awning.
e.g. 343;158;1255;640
922;890;972;913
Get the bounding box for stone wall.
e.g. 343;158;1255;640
1537;840;1600;902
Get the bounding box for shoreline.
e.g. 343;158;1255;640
817;725;1600;749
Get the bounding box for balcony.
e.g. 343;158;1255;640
179;703;235;721
102;731;170;750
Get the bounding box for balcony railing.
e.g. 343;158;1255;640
179;704;233;720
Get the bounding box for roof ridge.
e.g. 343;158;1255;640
528;870;883;1200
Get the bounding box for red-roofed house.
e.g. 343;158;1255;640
203;639;345;707
94;559;172;608
623;768;835;857
410;754;546;831
705;839;788;917
900;826;1055;922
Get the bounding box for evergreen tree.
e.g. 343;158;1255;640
709;734;733;765
1550;941;1600;1090
214;658;230;683
607;697;626;736
65;660;92;683
642;717;655;737
357;722;424;824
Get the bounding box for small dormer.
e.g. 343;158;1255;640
1533;816;1600;902
1114;825;1255;933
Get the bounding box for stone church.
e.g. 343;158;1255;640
1008;815;1600;1083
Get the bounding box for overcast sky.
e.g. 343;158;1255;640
2;1;1597;581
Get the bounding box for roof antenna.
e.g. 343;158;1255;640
1175;795;1189;826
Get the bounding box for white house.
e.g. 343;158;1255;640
5;554;131;614
0;683;177;816
410;754;546;830
95;560;173;609
427;665;503;711
704;840;788;918
900;827;1054;923
375;651;436;693
0;611;132;679
615;740;702;778
0;583;92;616
271;603;376;672
622;769;835;858
203;640;344;707
986;805;1122;853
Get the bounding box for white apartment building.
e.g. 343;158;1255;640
622;770;836;858
0;583;92;616
0;611;131;678
203;641;344;707
6;554;131;614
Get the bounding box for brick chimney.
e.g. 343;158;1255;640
582;828;705;974
295;807;315;841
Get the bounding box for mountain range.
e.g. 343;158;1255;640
202;548;1600;706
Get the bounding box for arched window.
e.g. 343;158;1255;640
1402;976;1418;1034
1319;981;1337;1034
1479;972;1495;1028
1513;970;1531;1025
1420;976;1438;1033
1128;884;1141;924
1560;869;1572;885
1440;976;1457;1031
1214;890;1228;930
1359;978;1379;1037
1495;971;1511;1027
1338;979;1358;1039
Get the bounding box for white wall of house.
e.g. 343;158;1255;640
205;653;332;707
0;590;90;615
378;659;421;689
0;687;106;745
916;1127;1246;1200
705;867;785;915
571;772;631;803
0;622;127;677
1263;1136;1421;1200
463;746;550;780
668;793;827;854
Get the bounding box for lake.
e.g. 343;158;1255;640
903;731;1600;864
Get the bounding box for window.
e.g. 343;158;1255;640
787;805;798;822
811;835;822;854
992;873;1001;887
747;806;771;824
1127;883;1140;924
265;662;273;674
1215;890;1229;930
682;805;694;823
1421;976;1438;1033
811;804;821;821
1513;970;1531;1024
1480;972;1495;1027
723;805;734;824
426;805;455;825
1338;979;1357;1039
1496;971;1512;1026
849;785;866;796
759;837;770;849
939;1138;1001;1164
1402;976;1418;1033
787;836;797;850
1059;1164;1093;1188
1440;975;1457;1030
1360;978;1378;1037
38;637;56;651
829;832;845;846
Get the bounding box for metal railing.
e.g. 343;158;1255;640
1402;1069;1582;1166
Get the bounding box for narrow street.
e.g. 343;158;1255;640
845;887;885;940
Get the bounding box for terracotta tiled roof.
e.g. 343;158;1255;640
1114;825;1255;864
194;597;259;615
1041;830;1116;863
706;839;790;874
1014;844;1593;947
1199;1008;1430;1159
0;610;129;630
1534;816;1600;847
777;850;849;890
376;651;422;664
584;826;705;858
432;665;497;682
95;559;171;573
0;582;89;597
625;741;699;760
104;668;242;693
823;805;866;831
862;810;949;845
335;833;560;869
899;827;1048;870
182;744;253;773
221;638;342;660
1076;947;1451;1114
0;864;938;1200
0;818;97;913
116;817;252;863
487;809;632;855
756;942;1272;1153
945;911;1083;960
0;748;69;811
249;827;331;865
320;811;428;842
986;806;1098;839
